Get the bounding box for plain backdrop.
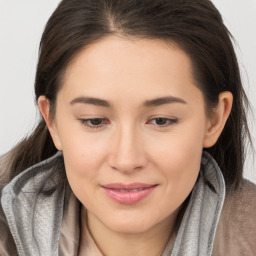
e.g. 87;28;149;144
0;0;255;183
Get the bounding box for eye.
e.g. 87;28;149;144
78;118;109;129
147;117;178;127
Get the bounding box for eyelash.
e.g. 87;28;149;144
146;117;178;127
78;118;109;129
78;117;178;129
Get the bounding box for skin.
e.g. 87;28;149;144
39;36;232;256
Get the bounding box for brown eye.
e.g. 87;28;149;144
155;118;168;125
89;118;104;126
79;118;109;129
147;117;178;127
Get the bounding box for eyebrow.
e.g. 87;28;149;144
144;96;187;106
70;97;111;107
70;96;187;107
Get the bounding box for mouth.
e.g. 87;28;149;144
101;183;158;205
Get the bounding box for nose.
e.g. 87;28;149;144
108;125;148;173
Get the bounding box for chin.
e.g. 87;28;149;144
99;212;166;235
107;221;153;235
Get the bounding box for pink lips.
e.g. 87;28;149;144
101;183;157;205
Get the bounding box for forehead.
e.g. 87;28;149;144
61;36;200;104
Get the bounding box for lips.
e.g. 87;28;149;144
101;183;157;205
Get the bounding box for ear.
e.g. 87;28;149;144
203;91;233;148
38;96;63;151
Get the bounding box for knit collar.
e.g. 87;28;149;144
1;151;225;256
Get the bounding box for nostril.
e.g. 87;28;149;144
108;129;148;172
108;154;147;173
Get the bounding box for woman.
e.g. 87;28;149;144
0;0;255;255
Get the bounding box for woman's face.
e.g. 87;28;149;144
46;36;213;234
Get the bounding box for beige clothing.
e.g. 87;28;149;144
213;179;256;255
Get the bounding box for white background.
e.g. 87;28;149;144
0;1;255;183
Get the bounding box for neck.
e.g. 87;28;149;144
79;207;178;256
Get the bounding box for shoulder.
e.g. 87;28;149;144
213;179;256;255
0;150;18;256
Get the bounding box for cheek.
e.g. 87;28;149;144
149;119;206;202
61;139;106;210
56;114;108;172
62;136;107;181
154;142;201;188
56;125;110;200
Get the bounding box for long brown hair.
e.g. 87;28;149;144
9;0;252;191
